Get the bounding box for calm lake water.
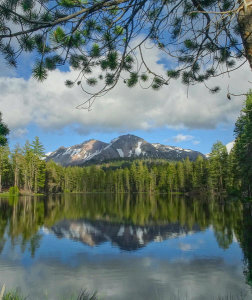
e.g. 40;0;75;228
0;193;251;300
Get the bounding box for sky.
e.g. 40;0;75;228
0;42;251;155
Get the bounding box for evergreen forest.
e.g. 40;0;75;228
0;93;251;199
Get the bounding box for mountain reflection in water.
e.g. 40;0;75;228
0;193;251;300
51;219;200;251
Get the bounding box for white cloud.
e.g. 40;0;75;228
172;134;200;145
0;44;251;135
173;134;194;142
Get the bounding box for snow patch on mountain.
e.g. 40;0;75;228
111;137;119;143
117;149;124;158
135;141;142;156
85;150;101;161
104;143;112;150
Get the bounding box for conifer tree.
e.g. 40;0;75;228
234;92;252;197
209;141;229;192
11;144;23;188
0;146;10;192
0;112;9;146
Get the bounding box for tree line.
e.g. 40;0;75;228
0;93;251;197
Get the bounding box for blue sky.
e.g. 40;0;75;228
13;122;236;155
1;43;251;155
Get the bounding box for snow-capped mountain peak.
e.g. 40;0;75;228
46;134;205;166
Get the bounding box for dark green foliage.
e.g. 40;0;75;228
105;73;115;86
209;141;229;192
106;51;118;70
65;80;75;87
152;76;165;90
140;74;148;82
45;55;63;70
20;35;35;52
86;77;97;86
233;92;252;197
21;0;34;12
127;72;138;87
0;43;16;67
0;112;9;146
0;137;46;194
122;55;134;71
59;0;81;8
32;61;48;81
69;54;82;69
167;70;180;79
41;157;234;194
90;43;100;58
184;39;198;50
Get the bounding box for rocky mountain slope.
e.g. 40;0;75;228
46;134;204;166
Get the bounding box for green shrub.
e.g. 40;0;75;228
8;186;19;196
3;290;24;300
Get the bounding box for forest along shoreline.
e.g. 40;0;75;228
0;93;251;201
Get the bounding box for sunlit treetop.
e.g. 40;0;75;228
0;0;251;108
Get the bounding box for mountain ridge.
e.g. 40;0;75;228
46;134;205;166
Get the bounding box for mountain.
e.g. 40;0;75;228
46;139;108;166
46;134;205;166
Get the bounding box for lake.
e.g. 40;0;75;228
0;193;251;300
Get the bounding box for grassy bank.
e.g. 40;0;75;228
0;288;97;300
0;285;248;300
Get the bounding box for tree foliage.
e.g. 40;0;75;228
0;142;241;195
0;0;251;108
0;112;9;146
234;92;252;197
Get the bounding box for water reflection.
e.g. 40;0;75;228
51;219;201;251
0;193;251;299
0;193;246;251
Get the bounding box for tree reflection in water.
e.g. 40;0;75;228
0;193;251;286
